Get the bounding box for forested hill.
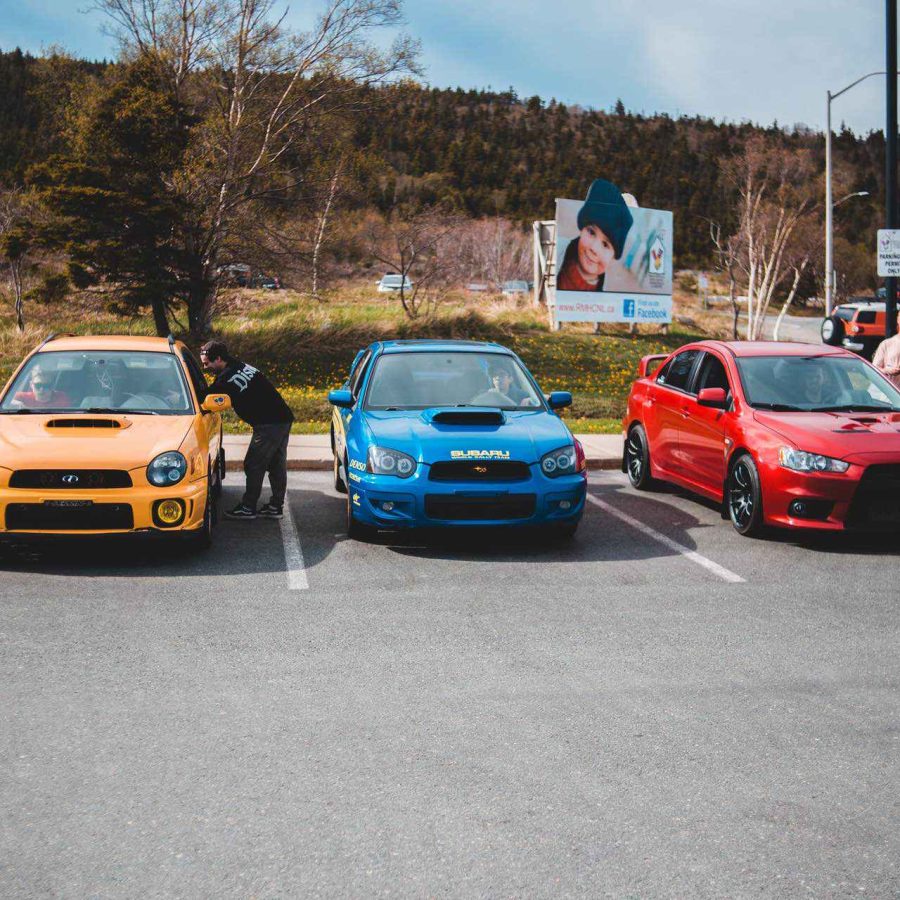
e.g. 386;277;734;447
0;48;885;267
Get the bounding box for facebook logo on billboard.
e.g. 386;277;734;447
622;298;635;319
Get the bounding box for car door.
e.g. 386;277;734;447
677;351;732;496
647;349;701;475
182;349;221;469
334;349;372;463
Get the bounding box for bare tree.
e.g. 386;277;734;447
709;220;744;340
456;217;530;289
95;0;419;336
772;218;821;341
310;153;345;299
0;187;32;333
721;137;820;340
368;207;462;320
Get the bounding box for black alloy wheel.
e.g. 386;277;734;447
727;453;764;537
625;424;655;490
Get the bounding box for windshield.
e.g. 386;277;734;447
735;355;900;412
365;352;544;411
0;350;194;415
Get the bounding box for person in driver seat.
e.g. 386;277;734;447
470;362;527;407
13;366;71;409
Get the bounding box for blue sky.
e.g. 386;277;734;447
0;0;894;134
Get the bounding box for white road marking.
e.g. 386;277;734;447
586;494;745;584
279;497;309;590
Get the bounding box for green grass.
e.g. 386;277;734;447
0;283;711;435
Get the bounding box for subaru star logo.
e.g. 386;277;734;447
61;474;80;485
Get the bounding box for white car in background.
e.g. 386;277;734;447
501;280;530;296
376;273;413;293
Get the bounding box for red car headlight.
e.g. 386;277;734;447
778;447;849;473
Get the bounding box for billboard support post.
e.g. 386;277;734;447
887;0;898;338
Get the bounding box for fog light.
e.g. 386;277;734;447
790;500;807;517
559;500;571;510
153;499;185;527
382;501;395;512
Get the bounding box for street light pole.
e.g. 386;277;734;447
824;71;886;317
887;0;898;338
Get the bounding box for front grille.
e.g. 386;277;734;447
5;503;134;531
9;470;133;489
846;464;900;527
425;494;536;521
429;460;530;482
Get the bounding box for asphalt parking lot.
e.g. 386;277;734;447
2;472;899;897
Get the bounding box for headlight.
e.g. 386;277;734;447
368;446;417;478
778;447;849;473
541;444;578;477
147;451;188;486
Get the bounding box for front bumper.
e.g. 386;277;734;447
0;480;208;536
759;459;900;532
347;464;587;529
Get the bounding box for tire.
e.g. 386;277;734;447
821;315;844;346
189;484;214;551
345;467;373;541
624;424;656;490
334;451;347;494
727;453;765;537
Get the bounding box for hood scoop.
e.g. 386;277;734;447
430;410;505;426
46;418;128;429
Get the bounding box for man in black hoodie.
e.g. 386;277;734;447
200;340;294;520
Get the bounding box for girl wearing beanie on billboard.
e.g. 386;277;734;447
557;179;634;292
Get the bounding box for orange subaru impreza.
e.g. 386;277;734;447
0;334;231;548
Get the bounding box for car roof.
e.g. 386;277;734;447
378;339;512;354
685;340;852;359
31;335;189;354
840;301;884;311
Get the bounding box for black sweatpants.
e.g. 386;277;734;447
241;422;292;509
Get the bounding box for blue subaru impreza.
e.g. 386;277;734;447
329;340;587;539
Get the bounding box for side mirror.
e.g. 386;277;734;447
547;391;572;410
201;393;231;413
697;387;728;409
328;389;354;409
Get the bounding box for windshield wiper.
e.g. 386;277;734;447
751;403;804;411
809;404;900;413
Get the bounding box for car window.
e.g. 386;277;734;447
735;355;900;411
695;353;731;397
365;352;544;410
0;350;194;414
835;308;854;321
181;350;208;402
657;349;700;393
349;350;372;398
856;310;877;324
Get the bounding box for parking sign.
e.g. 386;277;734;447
877;229;900;277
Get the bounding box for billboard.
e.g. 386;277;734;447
552;179;673;324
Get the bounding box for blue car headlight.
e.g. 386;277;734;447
540;444;579;477
368;446;417;478
147;451;188;486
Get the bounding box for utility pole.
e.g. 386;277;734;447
887;0;898;337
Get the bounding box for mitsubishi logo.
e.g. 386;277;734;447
61;474;80;485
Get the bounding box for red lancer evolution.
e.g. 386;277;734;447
623;341;900;536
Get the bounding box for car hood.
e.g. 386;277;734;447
0;414;195;471
361;408;572;465
753;410;900;462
